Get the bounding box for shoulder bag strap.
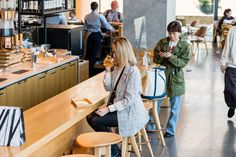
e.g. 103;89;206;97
113;66;126;92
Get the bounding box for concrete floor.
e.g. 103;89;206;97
138;43;236;157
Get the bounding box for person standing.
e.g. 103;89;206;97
221;25;236;118
103;0;122;23
153;21;190;137
84;2;115;77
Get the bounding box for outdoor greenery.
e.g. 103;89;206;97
199;0;214;14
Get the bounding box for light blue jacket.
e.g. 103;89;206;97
104;64;149;137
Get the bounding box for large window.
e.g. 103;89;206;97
176;0;236;17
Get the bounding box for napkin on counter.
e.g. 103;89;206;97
71;98;93;109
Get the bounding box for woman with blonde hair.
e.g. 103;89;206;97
87;37;149;157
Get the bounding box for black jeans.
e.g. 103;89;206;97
85;32;102;77
86;111;119;156
224;67;236;109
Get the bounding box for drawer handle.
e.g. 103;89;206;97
39;76;46;79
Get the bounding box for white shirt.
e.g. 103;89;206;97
221;26;236;68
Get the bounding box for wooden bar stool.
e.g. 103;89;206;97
76;132;122;157
61;155;97;157
143;97;166;147
121;135;141;157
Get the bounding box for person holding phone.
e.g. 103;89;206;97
153;21;190;137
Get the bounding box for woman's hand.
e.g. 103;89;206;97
162;52;172;58
95;107;109;117
103;55;115;71
159;51;165;58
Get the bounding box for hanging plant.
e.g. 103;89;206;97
199;0;214;14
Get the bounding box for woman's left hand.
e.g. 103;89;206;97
163;52;172;58
95;107;109;117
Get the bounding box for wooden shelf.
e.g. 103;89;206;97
19;8;75;16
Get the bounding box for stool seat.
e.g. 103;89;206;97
76;132;122;148
62;155;97;157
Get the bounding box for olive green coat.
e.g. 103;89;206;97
153;37;190;97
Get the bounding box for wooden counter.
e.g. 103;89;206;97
0;54;79;89
0;72;109;157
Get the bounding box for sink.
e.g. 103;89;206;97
11;69;29;74
0;78;7;82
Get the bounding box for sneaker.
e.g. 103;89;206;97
227;108;235;118
164;132;174;138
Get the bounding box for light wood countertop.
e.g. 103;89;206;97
0;54;79;89
0;72;109;157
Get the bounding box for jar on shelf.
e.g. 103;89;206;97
0;19;15;37
0;0;7;10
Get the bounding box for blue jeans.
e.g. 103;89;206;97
146;96;181;135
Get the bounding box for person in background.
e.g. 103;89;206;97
46;13;67;25
103;0;122;22
68;10;81;22
220;25;236;118
87;37;149;157
84;2;115;77
153;21;190;137
218;8;235;34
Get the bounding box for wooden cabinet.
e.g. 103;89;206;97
68;60;78;87
6;83;17;107
23;76;37;110
5;76;37;110
58;64;67;93
0;88;6;105
46;68;59;98
79;60;89;83
2;60;78;110
37;73;47;104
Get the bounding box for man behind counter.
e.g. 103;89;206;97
84;2;115;77
46;13;67;25
103;0;122;23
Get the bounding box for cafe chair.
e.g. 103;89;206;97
221;24;232;49
76;132;122;157
189;26;208;54
187;20;199;36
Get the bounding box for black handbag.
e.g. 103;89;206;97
107;67;125;106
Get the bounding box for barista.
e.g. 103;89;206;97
84;2;115;77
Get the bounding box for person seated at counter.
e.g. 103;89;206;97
46;13;67;25
84;2;115;77
87;37;149;157
68;10;81;23
103;0;123;23
218;8;235;34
